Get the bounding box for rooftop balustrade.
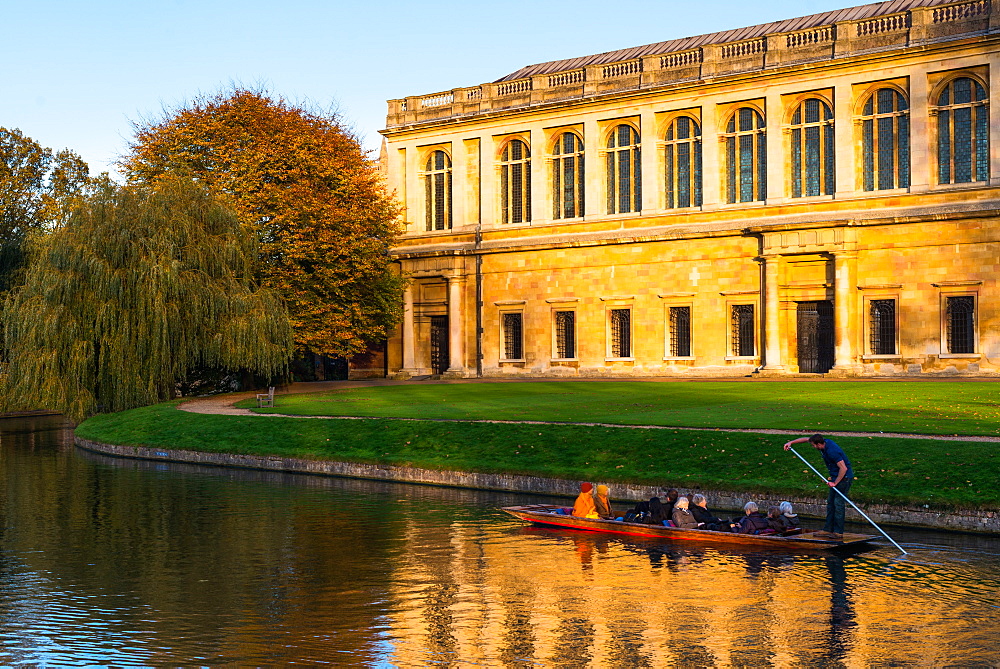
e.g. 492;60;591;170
385;0;998;128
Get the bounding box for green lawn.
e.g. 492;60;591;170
76;399;1000;510
236;381;1000;436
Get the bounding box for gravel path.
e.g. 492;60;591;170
177;380;1000;443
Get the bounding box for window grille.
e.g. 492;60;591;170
500;139;531;224
502;312;524;360
606;125;641;214
424;150;452;231
555;311;576;359
946;296;975;354
552;133;585;219
860;89;910;191
869;299;896;355
723;108;766;203
731;305;755;357
669;306;691;357
935;77;989;185
664;117;702;208
790;98;835;197
610;309;631;358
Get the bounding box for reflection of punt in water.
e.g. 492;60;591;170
503;504;879;553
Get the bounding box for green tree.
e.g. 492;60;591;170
121;89;405;359
0;128;91;294
1;176;292;421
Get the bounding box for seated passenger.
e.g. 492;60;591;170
662;488;680;520
779;501;801;531
572;482;599;519
766;506;785;533
646;497;670;525
671;496;701;529
594;485;614;520
690;493;728;531
735;502;770;534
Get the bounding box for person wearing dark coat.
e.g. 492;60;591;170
735;502;770;534
779;501;801;531
662;489;680;521
690;493;729;531
767;506;786;533
646;497;671;525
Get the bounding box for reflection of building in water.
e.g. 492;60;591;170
378;0;1000;380
381;511;974;666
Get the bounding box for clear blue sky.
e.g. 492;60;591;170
4;0;853;177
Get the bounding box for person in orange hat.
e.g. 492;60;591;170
572;482;599;518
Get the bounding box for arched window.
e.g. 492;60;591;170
552;132;584;219
859;88;910;191
606;125;640;214
935;77;989;184
723;108;766;203
424;150;452;231
664;116;702;208
500;139;531;224
789;98;835;197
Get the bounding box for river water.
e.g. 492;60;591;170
2;415;999;666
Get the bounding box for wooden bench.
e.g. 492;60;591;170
256;386;275;408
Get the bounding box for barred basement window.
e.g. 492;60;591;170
500;139;531;224
723;108;766;203
502;312;524;360
606;125;641;214
552;132;585;219
664;116;702;208
554;311;576;359
669;306;691;357
731;304;755;357
869;299;896;355
946;296;975;354
424;150;452;231
860;88;910;191
790;98;835;198
609;309;631;358
935;77;989;185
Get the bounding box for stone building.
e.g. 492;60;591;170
377;0;999;379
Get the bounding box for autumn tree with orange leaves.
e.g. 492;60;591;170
121;89;405;359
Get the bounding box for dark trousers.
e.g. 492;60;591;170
825;478;853;534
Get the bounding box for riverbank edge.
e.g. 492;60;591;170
74;436;999;534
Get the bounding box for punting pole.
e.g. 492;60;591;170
788;446;908;555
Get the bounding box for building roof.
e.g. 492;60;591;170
496;0;956;82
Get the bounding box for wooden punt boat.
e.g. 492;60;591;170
502;504;879;552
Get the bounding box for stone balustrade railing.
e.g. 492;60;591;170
386;0;998;127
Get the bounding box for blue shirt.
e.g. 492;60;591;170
820;439;853;479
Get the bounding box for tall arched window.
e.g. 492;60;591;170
552;132;584;219
606;125;641;214
424;150;452;231
935;77;989;184
664;116;702;208
500;139;531;224
789;98;835;198
859;88;910;191
723;108;766;203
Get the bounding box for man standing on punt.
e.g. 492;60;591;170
783;434;853;540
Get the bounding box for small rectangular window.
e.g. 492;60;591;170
731;305;755;357
555;311;576;359
869;299;896;355
610;309;631;358
946;296;975;354
502;312;523;360
669;306;691;357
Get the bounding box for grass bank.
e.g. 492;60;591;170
76;400;1000;510
235;381;1000;437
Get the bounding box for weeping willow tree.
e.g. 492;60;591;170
1;175;293;421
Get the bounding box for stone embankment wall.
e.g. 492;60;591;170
75;437;999;534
